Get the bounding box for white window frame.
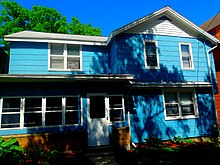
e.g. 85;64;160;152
0;97;22;130
0;96;82;130
179;42;194;70
163;89;199;120
108;94;125;124
144;40;160;69
48;43;82;71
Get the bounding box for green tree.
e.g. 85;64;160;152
0;0;102;54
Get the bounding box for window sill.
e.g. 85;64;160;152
165;115;199;120
145;66;160;69
48;69;82;72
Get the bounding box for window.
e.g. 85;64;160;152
49;43;81;70
1;98;20;128
65;97;80;125
24;98;42;127
144;41;159;69
0;96;81;130
109;95;124;122
45;97;63;126
164;90;198;119
179;43;194;69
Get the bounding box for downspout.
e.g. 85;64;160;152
206;44;218;126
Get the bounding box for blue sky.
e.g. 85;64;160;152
5;0;220;36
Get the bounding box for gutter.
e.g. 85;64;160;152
206;43;219;124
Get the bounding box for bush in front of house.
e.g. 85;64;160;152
0;137;24;164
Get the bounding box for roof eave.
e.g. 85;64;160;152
107;6;220;45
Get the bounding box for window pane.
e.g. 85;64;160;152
25;98;42;112
3;98;20;112
109;96;122;108
166;104;179;116
147;55;157;66
65;111;78;125
45;112;62;126
164;93;177;103
146;42;156;55
67;57;80;69
180;92;192;103
46;98;62;111
24;113;42;127
66;97;79;110
180;92;194;116
181;104;194;116
145;42;157;67
89;96;105;119
110;110;123;122
50;44;64;55
1;114;20;128
181;44;192;68
50;56;64;69
67;45;80;56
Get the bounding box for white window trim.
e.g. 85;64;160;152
108;94;125;124
48;43;82;71
0;97;22;130
144;40;160;69
179;42;194;70
0;96;82;130
163;89;199;120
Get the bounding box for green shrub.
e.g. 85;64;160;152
0;137;24;164
144;136;162;147
24;146;60;164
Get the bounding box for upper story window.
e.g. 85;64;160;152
144;40;159;69
49;43;82;71
163;90;198;120
179;43;194;70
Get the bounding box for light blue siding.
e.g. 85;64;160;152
9;42;110;74
130;89;216;143
114;33;214;83
9;42;48;74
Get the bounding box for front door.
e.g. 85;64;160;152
87;93;110;147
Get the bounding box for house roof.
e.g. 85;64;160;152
107;6;219;45
4;31;108;46
200;13;220;32
4;6;219;46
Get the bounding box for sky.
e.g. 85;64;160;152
3;0;220;36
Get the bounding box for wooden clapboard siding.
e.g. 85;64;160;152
115;33;212;83
215;71;220;124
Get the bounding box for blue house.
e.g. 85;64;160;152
1;6;219;149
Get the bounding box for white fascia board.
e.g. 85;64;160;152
4;38;107;46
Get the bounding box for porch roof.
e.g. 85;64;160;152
132;81;213;88
0;74;135;82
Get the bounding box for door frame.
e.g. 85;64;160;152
87;93;110;146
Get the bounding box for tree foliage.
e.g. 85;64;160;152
0;0;102;54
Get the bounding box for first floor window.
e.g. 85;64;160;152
45;97;63;126
24;98;42;127
164;90;197;119
0;96;81;129
109;95;125;122
1;98;20;128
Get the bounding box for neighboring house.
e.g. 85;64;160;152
1;6;219;150
200;14;220;124
0;47;9;73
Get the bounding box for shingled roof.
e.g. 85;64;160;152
200;13;220;32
